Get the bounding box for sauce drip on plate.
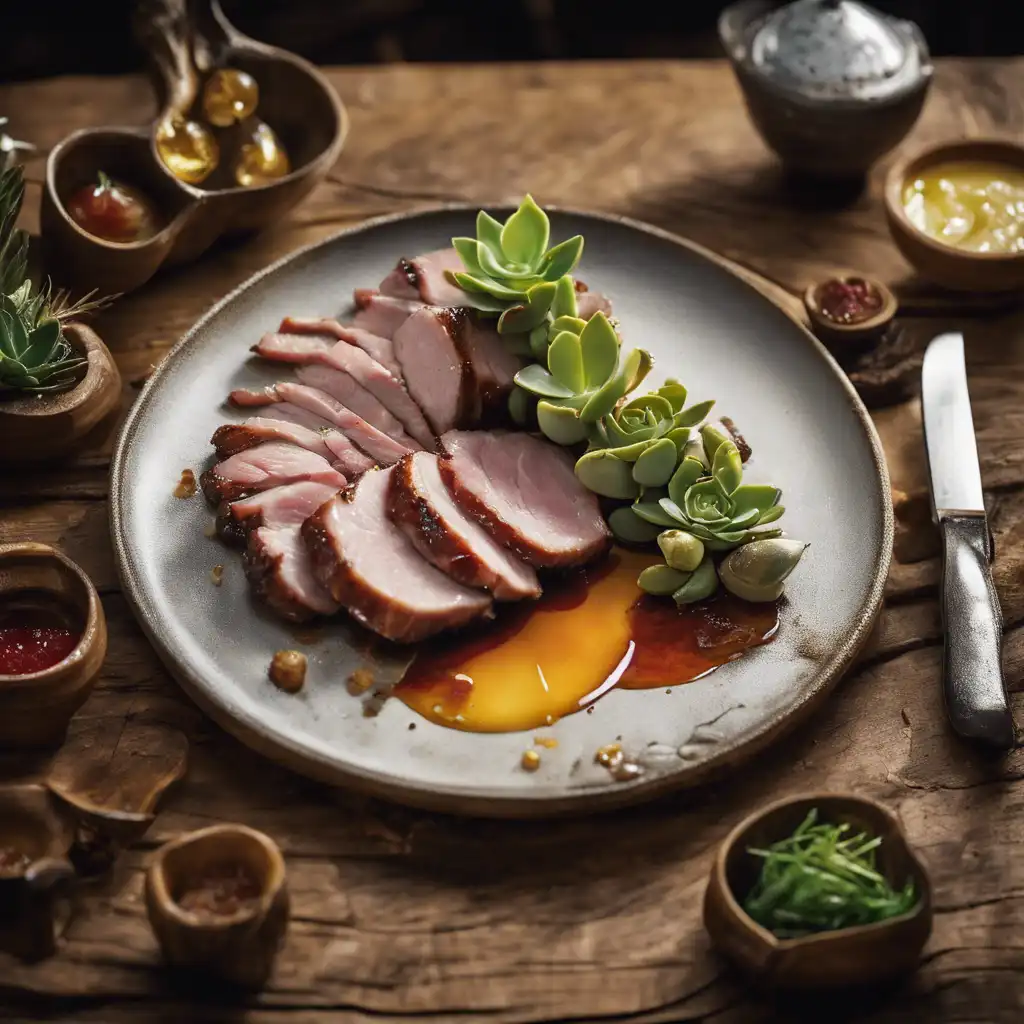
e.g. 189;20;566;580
397;549;779;732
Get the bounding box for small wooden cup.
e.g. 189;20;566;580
0;543;107;749
0;785;77;962
803;274;898;355
884;137;1024;292
0;323;121;465
703;793;932;990
145;824;289;989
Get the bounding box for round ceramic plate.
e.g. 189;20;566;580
111;207;892;817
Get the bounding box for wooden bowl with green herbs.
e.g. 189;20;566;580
703;793;932;990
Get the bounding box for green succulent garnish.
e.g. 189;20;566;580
743;809;918;939
0;138;112;396
450;196;808;605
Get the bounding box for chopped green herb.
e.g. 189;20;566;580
742;809;918;939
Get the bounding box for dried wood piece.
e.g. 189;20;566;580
46;719;188;851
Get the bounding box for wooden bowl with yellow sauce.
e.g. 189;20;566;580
884;138;1024;292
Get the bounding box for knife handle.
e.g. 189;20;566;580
939;514;1016;749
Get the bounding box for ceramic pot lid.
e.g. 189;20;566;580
750;0;928;102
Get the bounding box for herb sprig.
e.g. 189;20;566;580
742;809;918;939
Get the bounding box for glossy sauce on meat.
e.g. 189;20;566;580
396;548;779;732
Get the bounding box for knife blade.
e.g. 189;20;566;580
921;332;1016;748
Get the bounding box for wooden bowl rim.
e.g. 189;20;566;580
710;790;931;952
45;126;195;255
147;823;286;929
803;273;898;336
884;136;1024;264
0;541;104;688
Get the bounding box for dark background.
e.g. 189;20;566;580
4;1;1016;83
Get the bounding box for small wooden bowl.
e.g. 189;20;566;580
803;274;898;352
0;323;121;464
703;793;932;990
0;542;107;748
42;0;348;296
884;138;1024;292
0;785;77;961
145;824;289;989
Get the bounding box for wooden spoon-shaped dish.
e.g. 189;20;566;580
42;0;348;296
703;792;932;990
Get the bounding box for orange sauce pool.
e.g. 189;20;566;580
396;549;779;733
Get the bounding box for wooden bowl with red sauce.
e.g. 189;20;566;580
0;543;107;748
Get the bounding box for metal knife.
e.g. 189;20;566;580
921;332;1016;748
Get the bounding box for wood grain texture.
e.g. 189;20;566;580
2;59;1024;1022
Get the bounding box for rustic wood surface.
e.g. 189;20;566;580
2;58;1024;1023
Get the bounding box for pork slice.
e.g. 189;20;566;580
457;313;522;416
217;479;341;546
201;442;347;503
352;293;424;340
574;283;613;320
211;416;334;461
388;451;540;601
262;405;375;477
379;248;467;307
392;307;475;435
303;467;492;643
269;316;404;381
254;331;434;449
294;365;419;448
244;525;339;621
439;430;612;569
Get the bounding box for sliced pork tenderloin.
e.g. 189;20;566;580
244;525;339;621
212;416;334;461
274;316;405;382
253;329;434;449
230;382;411;466
201;442;346;503
217;479;341;546
352;292;424;340
439;430;611;569
378;248;467;307
303;467;492;643
574;284;613;320
388;451;540;601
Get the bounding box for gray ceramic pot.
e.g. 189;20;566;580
720;0;932;178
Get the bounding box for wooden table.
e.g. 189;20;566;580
3;58;1024;1023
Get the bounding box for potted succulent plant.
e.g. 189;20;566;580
0;119;121;464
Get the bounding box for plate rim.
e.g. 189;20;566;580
110;203;894;817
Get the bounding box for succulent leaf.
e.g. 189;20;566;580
497;281;559;334
676;399;716;428
541;236;584;281
712;439;743;495
632;500;679;527
609;506;663;544
632;437;677;487
536;400;588;445
731;484;781;518
552;314;586;335
575;449;640;499
550;274;578;319
579;311;620;388
500;195;549;266
757;505;786;525
684;480;732;526
547;329;585;393
700;422;731;463
638;563;691;596
451;271;526;301
673;555;718;605
514;362;575;399
668;457;705;506
718;539;808;602
658;530;705;572
476;210;505;257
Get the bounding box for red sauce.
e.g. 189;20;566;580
67;171;161;244
815;277;883;325
177;864;262;918
0;602;80;675
396;549;779;733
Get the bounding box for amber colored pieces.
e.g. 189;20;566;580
234;121;291;188
155;116;219;185
202;68;259;128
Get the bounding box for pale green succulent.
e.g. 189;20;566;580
514;311;652;446
575;381;716;503
637;553;718;605
718;539;808;602
447;196;583;333
631;434;785;552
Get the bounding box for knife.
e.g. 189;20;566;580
921;332;1016;749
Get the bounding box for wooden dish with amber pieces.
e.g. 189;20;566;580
145;824;289;989
0;542;107;750
884;138;1024;293
0;785;77;962
0;323;121;464
41;0;348;296
703;792;932;990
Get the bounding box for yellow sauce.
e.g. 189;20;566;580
902;161;1024;254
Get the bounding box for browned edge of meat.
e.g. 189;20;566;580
211;423;260;457
720;416;752;463
301;491;356;604
214;500;255;546
438;307;483;425
200;468;248;504
437;452;613;569
242;534;316;622
387;453;480;591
